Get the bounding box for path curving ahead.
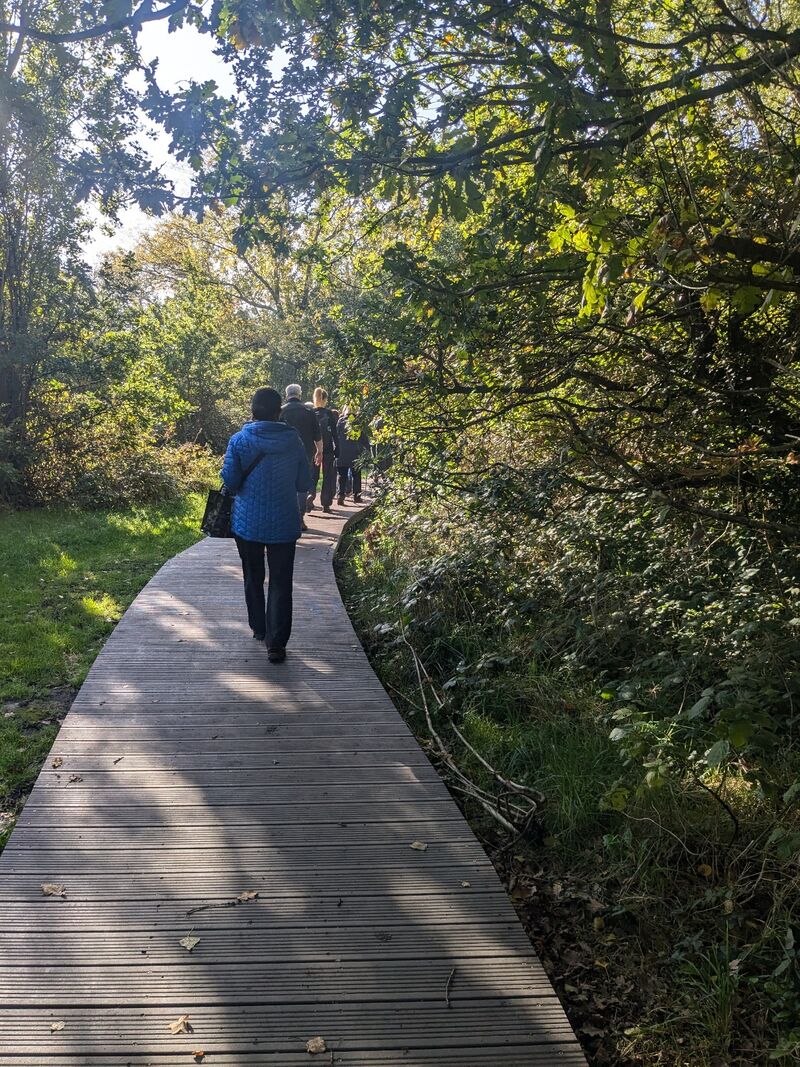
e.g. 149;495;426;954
0;504;586;1066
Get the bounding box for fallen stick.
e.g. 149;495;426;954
445;966;456;1008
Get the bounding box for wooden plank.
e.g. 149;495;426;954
0;505;585;1063
15;800;462;829
0;957;552;1004
0;896;520;930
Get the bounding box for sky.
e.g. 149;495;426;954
85;18;237;264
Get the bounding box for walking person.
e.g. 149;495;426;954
310;387;338;513
280;383;322;525
336;407;370;506
221;387;311;663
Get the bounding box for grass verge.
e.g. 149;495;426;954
0;495;205;847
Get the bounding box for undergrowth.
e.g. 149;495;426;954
337;492;800;1066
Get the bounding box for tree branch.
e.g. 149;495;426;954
0;0;190;42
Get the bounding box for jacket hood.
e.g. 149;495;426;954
239;420;300;455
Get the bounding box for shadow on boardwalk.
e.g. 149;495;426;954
0;503;586;1065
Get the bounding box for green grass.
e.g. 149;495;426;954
0;494;205;845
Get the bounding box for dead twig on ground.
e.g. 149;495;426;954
397;620;542;836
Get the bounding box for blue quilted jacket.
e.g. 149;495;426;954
221;421;312;544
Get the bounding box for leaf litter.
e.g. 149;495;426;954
168;1014;192;1035
179;935;200;952
41;883;66;898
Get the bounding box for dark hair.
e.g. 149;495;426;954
251;387;282;421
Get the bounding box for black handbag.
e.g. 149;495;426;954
201;451;268;538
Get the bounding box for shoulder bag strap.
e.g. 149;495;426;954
238;450;268;488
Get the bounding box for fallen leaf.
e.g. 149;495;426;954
697;863;713;878
113;757;124;764
580;1022;606;1038
237;889;259;903
168;1014;192;1035
50;1021;65;1032
41;883;66;898
0;812;15;833
51;757;63;769
729;957;741;973
179;935;200;952
724;899;734;914
306;1036;327;1054
193;1052;205;1062
593;916;605;932
409;841;428;851
461;880;471;888
68;775;83;784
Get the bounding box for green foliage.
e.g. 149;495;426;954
340;497;800;1064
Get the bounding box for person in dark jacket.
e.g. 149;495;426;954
221;387;312;663
336;408;369;505
310;387;338;513
280;384;322;523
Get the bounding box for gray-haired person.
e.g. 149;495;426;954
280;384;322;525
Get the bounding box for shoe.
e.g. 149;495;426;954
354;495;363;503
252;632;265;642
267;647;286;663
323;506;331;513
306;500;315;512
337;496;345;506
301;521;308;531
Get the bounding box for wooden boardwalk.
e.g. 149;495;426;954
0;504;586;1066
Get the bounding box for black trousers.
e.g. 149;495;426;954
312;452;336;508
235;537;296;649
337;465;361;499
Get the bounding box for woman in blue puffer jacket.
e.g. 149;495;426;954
221;387;312;663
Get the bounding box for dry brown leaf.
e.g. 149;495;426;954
179;935;200;952
306;1036;327;1054
192;1052;205;1062
697;863;713;878
41;883;66;898
50;1021;65;1032
593;916;605;932
168;1014;192;1035
409;841;428;851
51;757;63;769
237;889;259;903
460;880;471;888
68;774;83;784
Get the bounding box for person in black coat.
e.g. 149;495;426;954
280;384;322;522
336;408;369;505
309;387;338;513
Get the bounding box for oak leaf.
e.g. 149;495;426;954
41;883;66;898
